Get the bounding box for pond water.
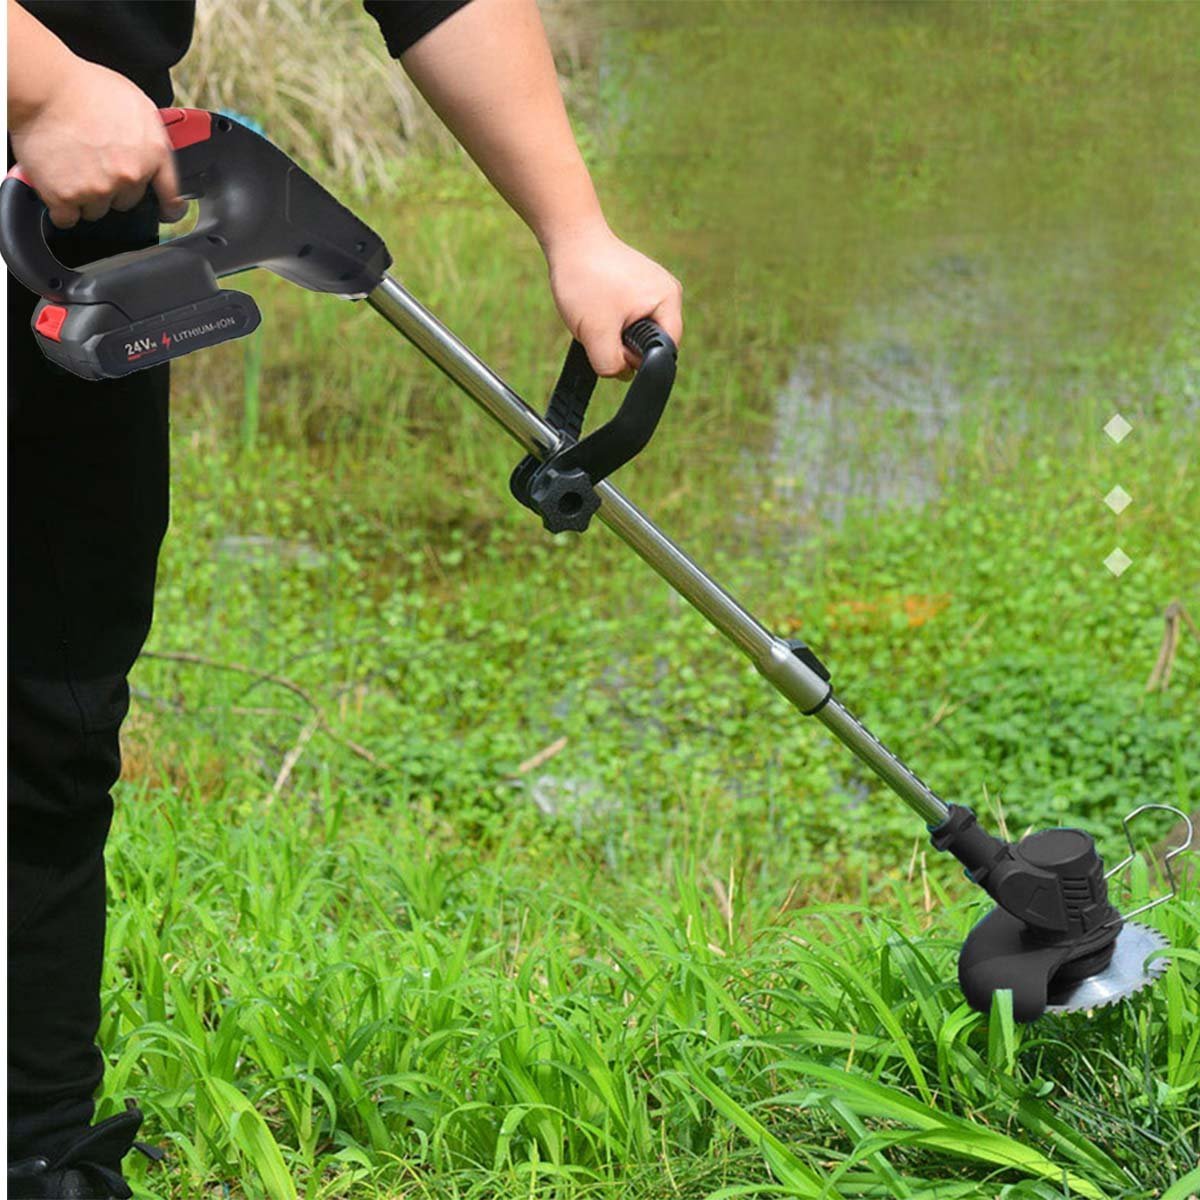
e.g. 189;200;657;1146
594;1;1200;522
763;256;978;524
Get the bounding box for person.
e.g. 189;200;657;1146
5;1;683;1194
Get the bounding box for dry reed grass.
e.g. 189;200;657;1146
173;0;600;192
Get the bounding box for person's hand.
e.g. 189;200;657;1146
8;55;185;229
545;225;683;378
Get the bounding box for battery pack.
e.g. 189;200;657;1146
31;289;262;380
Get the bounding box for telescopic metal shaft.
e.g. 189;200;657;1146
368;275;950;827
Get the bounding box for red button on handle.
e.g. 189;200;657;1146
34;303;68;342
158;107;213;151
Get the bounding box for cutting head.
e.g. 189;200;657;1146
945;803;1191;1022
1045;921;1170;1014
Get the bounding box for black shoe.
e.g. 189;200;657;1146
7;1103;162;1200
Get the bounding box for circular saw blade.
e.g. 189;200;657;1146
1045;923;1170;1014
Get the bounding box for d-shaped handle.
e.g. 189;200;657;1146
510;319;678;533
551;319;678;484
0;108;391;316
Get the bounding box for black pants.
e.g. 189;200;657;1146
7;203;169;1162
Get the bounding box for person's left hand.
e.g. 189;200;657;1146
545;225;683;378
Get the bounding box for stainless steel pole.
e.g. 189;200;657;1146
367;275;950;827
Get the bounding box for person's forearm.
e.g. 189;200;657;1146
400;0;607;255
7;0;76;127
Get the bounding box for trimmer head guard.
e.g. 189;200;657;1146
958;906;1169;1021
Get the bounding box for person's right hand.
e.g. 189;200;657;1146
8;54;185;230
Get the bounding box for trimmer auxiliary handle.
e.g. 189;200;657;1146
0;108;390;379
510;323;677;532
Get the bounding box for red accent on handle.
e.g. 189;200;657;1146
6;112;211;189
159;108;212;150
35;304;69;342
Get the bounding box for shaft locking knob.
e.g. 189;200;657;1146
528;466;602;534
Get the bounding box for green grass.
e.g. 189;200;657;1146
103;780;1197;1198
108;285;1199;1195
96;3;1200;1195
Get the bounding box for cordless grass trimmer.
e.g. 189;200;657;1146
3;111;1190;1022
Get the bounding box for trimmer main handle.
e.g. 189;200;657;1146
0;108;390;378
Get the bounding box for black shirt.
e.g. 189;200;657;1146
17;1;473;106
